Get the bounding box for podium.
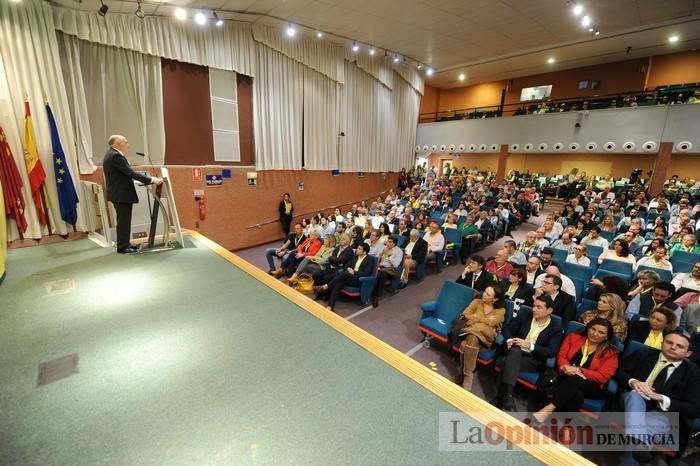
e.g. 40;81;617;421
107;167;184;253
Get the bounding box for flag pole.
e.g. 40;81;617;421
39;187;52;235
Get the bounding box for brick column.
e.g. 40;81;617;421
496;144;509;183
648;141;673;197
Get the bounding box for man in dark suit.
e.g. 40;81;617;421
616;331;700;465
456;255;497;292
534;274;576;326
398;228;427;288
492;295;563;411
314;242;374;311
313;233;355;286
103;135;162;253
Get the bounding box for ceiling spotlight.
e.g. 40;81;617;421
417;63;423;69
547;57;555;64
352;41;359;52
394;54;400;63
174;7;187;21
213;11;223;26
581;15;591;27
369;48;375;55
588;26;594;32
316;31;323;38
98;0;109;16
195;11;207;25
668;35;679;43
458;73;465;81
594;30;600;36
135;2;145;18
573;4;583;15
10;0;21;3
286;24;296;37
426;67;434;76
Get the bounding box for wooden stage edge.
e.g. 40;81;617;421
187;230;594;466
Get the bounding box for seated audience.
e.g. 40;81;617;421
423;220;446;265
581;226;610;250
504;239;527;266
580;293;628;341
533;265;576;298
314;243;374;311
501;268;534;308
518;231;542;258
265;222;306;274
627;269;660;299
524;256;542;285
566;244;591;267
457;255;498;292
551;232;577;254
635;244;672;272
626;282;681;321
626;307;678;349
679;293;700;333
365;229;385;257
288;234;336;284
535;274;576;325
598;239;637;267
616;331;700;465
453;285;506;391
275;230;322;277
371;236;404;306
588;275;630;302
491;295;564;411
485;249;514;280
314;233;355;285
669;234;700;256
398;229;428;287
672;261;700;294
533;318;619;423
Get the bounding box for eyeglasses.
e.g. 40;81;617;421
543;281;554;285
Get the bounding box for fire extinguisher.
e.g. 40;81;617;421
195;195;206;220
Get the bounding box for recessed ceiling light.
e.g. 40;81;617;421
369;48;375;55
286;24;296;37
352;42;359;52
426;67;434;76
581;15;591;27
194;11;206;25
316;31;323;38
573;4;583;15
174;7;187;21
547;57;555;64
458;73;465;81
668;35;679;43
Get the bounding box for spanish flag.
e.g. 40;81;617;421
23;99;48;225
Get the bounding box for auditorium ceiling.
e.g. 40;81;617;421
52;0;700;87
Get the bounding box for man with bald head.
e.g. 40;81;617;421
103;135;162;254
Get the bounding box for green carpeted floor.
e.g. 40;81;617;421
0;238;542;465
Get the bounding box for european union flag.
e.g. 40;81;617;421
46;104;79;226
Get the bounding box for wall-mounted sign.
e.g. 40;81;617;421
297;182;305;191
331;169;340;177
206;174;223;186
246;172;257;186
358;172;365;179
192;167;203;181
222;169;232;178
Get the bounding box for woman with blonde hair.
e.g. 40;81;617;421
600;215;617;233
579;292;627;341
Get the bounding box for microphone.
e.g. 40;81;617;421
135;151;145;156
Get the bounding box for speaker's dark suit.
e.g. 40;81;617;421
326;255;375;308
551;291;576;327
103;148;153;251
408;237;428;264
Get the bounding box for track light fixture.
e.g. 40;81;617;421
393;54;400;63
135;1;145;18
98;0;109;16
352;42;359;52
286;24;296;37
426;67;434;76
369;48;375;55
174;7;187;21
316;31;323;38
213;11;223;26
195;11;207;25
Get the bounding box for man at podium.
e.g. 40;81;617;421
103;135;162;253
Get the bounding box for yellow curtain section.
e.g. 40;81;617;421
0;176;6;281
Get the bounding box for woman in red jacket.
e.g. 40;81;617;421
278;231;323;277
532;318;619;423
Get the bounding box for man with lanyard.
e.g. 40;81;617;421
491;295;563;411
669;234;700;257
315;243;374;311
314;233;355;286
371;236;404;307
456;255;497;292
625;282;681;322
266;222;306;275
616;331;700;465
636;245;673;272
538;248;555;271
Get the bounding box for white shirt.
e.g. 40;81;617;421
635;256;673;272
581;236;609;250
423;231;445;253
534;273;576;298
566;254;591;267
629;357;684;411
672;273;700;292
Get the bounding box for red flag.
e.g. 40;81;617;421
0;126;28;233
23;100;48;225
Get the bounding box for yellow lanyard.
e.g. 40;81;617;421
526;318;550;344
507;284;518;297
354;255;365;271
646;354;672;385
579;339;594;367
